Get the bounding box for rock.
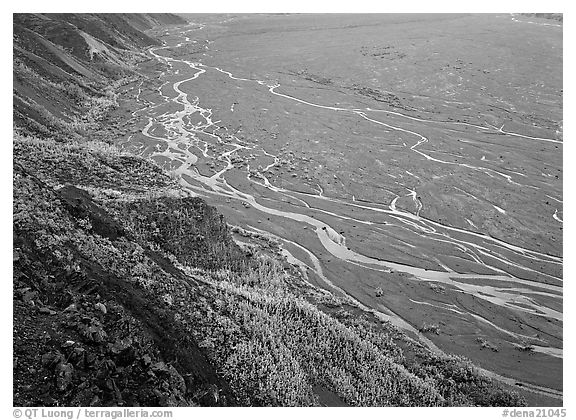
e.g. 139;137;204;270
56;185;125;240
110;337;133;355
85;352;97;367
84;324;107;343
69;347;86;367
22;290;38;305
62;340;76;348
38;307;57;315
55;362;74;391
94;303;107;314
41;351;63;368
64;303;78;312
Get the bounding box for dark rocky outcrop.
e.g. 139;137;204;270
13;159;241;406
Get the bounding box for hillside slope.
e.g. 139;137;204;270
13;13;187;139
12;13;527;407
